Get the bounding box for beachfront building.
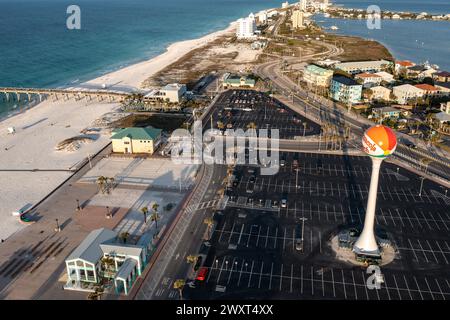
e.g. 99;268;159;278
256;10;268;24
329;76;362;104
435;82;450;96
414;84;440;98
223;73;256;88
303;64;333;87
299;0;308;11
372;106;401;120
334;60;392;75
369;86;392;101
374;71;395;84
282;1;290;9
236;13;257;39
111;127;162;154
407;65;427;79
64;228;150;295
434;102;450;125
392;84;424;104
355;73;382;88
291;10;305;29
433;71;450;83
395;60;415;74
144;83;187;103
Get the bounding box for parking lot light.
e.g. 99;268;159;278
419;176;425;197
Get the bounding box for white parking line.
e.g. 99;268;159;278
290;265;294;293
269;262;274;290
403;275;413;300
341;269;347;299
280;264;284;291
247;260;255;288
424;277;435;300
413;276;424;300
258;261;264;289
392;274;402;300
331;268;336;297
351;270;358;300
300;265;304;294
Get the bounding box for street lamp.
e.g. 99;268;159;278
418;177;425;197
55;219;61;232
76;199;81;211
295;168;300;189
106;206;111;219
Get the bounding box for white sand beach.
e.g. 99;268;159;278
0;22;236;240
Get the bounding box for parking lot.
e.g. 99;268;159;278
208;90;320;139
185;151;450;300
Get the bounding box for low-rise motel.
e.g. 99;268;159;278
111;126;162;154
222;73;256;89
303;64;334;87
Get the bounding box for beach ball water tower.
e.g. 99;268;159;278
353;125;397;256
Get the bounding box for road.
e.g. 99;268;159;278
254;52;450;185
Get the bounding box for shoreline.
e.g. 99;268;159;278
0;20;237;124
0;20;238;240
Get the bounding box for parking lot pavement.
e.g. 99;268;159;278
207;90;321;139
184;151;450;300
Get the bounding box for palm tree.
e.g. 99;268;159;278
119;232;130;244
203;217;214;240
150;212;160;231
97;176;107;194
186;255;197;266
173;279;186;300
141;206;149;223
247;122;257;130
101;256;115;272
151;203;160;230
217;121;225;130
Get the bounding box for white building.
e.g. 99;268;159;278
334;60;392;75
299;0;307;11
282;1;290;9
64;228;151;295
392;84;424;104
144;83;187;103
291;10;305;29
236;13;257;39
369;86;392;101
355;73;382;88
374;71;395;83
256;10;268;24
435;101;450;124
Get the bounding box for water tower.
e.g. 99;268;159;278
353;125;397;256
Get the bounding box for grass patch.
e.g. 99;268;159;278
111;114;187;133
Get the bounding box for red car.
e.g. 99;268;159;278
196;267;208;281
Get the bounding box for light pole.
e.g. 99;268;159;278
55;219;61;232
87;153;92;169
295;168;299;189
354;125;397;256
76;199;81;211
418;177;425;197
